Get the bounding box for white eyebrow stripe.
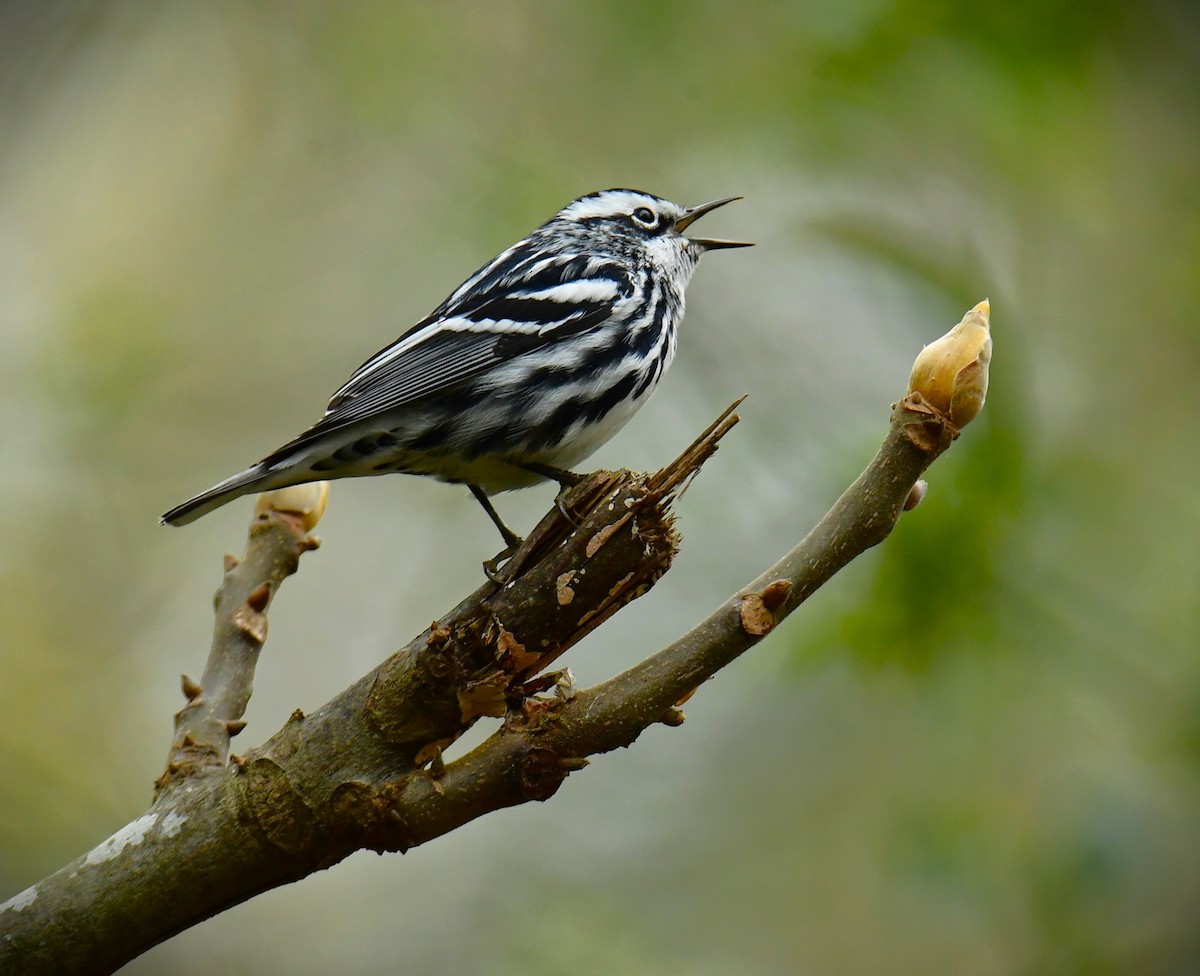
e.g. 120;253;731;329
513;279;620;304
560;190;657;221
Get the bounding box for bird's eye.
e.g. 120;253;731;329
631;206;658;228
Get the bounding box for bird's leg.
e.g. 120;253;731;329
469;484;523;581
469;484;524;548
514;461;584;528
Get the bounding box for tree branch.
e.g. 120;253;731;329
323;384;976;849
0;303;992;976
159;485;327;786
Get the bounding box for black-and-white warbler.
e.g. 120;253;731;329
162;188;750;557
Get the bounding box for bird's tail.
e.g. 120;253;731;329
161;464;286;526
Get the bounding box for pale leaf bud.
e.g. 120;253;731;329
254;481;330;530
907;300;992;426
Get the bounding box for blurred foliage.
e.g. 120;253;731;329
1;1;1198;974
815;408;1027;671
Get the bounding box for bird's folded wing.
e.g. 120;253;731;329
260;260;633;461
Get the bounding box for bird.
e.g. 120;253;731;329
162;188;751;567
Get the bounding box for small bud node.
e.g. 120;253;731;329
231;604;268;645
904;480;929;511
739;592;777;637
245;583;271;614
181;674;203;701
760;578;792;614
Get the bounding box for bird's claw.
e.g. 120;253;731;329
482;545;517;584
554;492;580;530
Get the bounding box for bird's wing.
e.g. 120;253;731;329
327;253;632;418
258;252;632;465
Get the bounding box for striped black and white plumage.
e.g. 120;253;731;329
161;188;750;545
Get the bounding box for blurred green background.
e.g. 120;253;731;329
2;1;1198;973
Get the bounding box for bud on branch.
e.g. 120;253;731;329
907;299;992;427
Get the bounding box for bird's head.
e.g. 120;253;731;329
553;189;752;274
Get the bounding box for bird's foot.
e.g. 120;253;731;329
482;543;520;584
513;462;585;528
554;491;580;530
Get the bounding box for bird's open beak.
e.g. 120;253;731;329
675;196;754;250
